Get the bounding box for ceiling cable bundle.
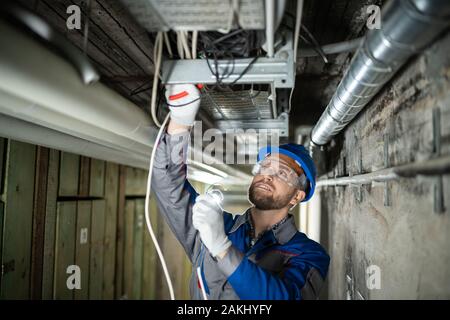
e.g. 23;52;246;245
198;29;263;89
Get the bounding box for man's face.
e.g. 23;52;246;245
248;155;303;210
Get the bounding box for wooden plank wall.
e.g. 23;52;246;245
89;200;105;299
0;138;197;299
54;202;77;300
132;199;144;299
103;163;119;299
114;166;126;299
123;199;135;299
41;149;60;299
75;201;91;300
1;141;36;299
142;194;160;300
30;147;49;299
0;138;5;296
0;138;5;197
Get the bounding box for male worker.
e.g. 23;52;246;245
151;84;330;300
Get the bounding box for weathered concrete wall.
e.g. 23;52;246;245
321;31;450;299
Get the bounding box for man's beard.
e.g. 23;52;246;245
248;181;296;210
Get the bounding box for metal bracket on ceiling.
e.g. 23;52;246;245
161;31;294;89
161;30;294;136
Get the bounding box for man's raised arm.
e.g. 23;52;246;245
150;84;201;262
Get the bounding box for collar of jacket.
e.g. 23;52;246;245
228;208;298;245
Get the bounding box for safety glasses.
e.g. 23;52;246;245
252;158;302;189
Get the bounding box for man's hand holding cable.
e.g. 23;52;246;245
165;84;201;127
192;194;232;259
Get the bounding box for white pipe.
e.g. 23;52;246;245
151;32;163;127
265;0;275;57
289;0;304;113
0;113;150;169
176;32;184;59
0;110;245;188
192;30;198;59
275;0;287;30
0;87;151;158
307;190;321;243
0;20;158;152
0;88;246;185
299;202;308;234
163;31;173;58
180;31;192;60
293;0;304;61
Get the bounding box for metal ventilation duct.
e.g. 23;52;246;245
201;89;272;120
310;0;450;146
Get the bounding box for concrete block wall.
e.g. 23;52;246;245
321;32;450;299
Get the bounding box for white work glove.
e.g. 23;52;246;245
192;194;232;258
165;84;201;126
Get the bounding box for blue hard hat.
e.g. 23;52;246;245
257;143;316;202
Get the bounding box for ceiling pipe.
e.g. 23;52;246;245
265;0;275;57
0;111;248;186
310;0;450;147
2;3;100;85
0;19;157;155
275;0;287;31
263;0;287;57
0;113;151;170
0;20;252;184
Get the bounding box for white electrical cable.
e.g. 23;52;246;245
176;32;184;59
145;113;175;300
289;0;304;113
163;31;173;58
196;266;208;300
180;31;192;59
288;86;295;113
151;32;164;127
192;30;198;59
